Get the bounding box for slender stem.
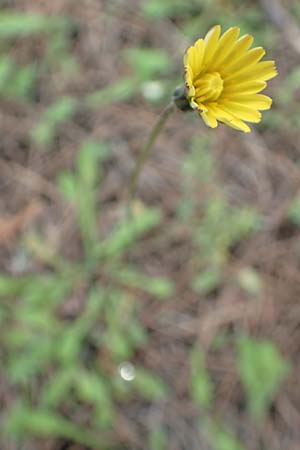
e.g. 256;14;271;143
127;101;175;205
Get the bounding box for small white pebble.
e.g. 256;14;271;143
118;362;136;381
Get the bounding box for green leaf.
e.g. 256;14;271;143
76;140;108;187
183;137;215;180
237;336;290;418
41;369;74;407
57;171;78;201
5;405;104;448
5;336;54;383
104;330;133;360
84;287;107;318
0;275;33;296
192;268;221;295
208;424;246;450
93;405;114;430
12;64;36;100
0;12;69;37
75;370;114;428
73;140;109;255
124;48;170;80
113;267;174;298
141;0;174;18
31;97;77;145
20;275;72;310
75;370;108;404
190;347;213;409
127;321;148;348
287;197;300;225
95;208;161;259
86;77;137;108
134;368;167;400
0;57;36;101
0;56;13;87
56;324;85;365
141;0;197;19
149;427;167;450
195;195;258;266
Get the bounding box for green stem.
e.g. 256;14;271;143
127;101;175;205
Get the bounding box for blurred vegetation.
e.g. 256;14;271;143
0;1;297;450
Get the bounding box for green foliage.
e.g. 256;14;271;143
192;267;222;295
0;11;70;38
182;136;216;182
0;1;290;449
195;194;258;266
190;346;214;409
75;369;114;428
262;65;300;130
280;66;300;98
178;136;215;221
86;47;172;110
141;0;201;19
287;197;300;225
0;56;36;101
32;97;78;145
58;140;108;255
112;266;174;298
290;1;300;18
41;368;74;407
179;138;259;291
149;427;167;450
134;368;168;399
124;48;170;80
234;7;277;49
86;77;138;108
94;208;161;259
208;424;246;450
6;404;105;449
2;138;171;448
0;8;76;137
237;336;290;419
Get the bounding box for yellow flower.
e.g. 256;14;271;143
184;25;277;133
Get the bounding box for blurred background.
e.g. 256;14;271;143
1;0;300;449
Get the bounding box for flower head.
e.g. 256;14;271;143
184;25;277;132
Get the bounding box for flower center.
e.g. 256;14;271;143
194;72;224;102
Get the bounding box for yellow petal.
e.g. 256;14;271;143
219;100;262;122
184;65;194;88
209;103;251;132
200;109;218;128
220;34;254;70
190;97;200;109
208;103;232;120
222;93;272;110
194;99;208;111
226;60;277;85
209;27;240;71
188;87;196;99
222;80;267;95
203;25;221;66
222;47;266;77
194;38;205;74
209;27;240;70
221;117;251;132
184;46;198;77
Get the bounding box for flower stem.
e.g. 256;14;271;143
127;101;175;206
